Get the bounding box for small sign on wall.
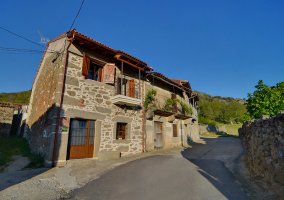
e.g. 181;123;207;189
60;117;70;133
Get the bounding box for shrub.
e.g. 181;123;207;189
163;98;178;111
179;100;192;115
144;89;157;109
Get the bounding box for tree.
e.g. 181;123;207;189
246;80;284;119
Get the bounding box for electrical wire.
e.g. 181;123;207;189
69;0;85;30
0;26;45;48
0;46;58;55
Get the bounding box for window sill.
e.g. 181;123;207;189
113;139;131;144
111;95;141;106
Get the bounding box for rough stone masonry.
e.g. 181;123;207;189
239;113;284;198
0;103;15;136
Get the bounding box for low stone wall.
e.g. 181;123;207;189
0;103;15;136
199;124;218;134
239;114;284;197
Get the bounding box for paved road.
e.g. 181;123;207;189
71;137;249;200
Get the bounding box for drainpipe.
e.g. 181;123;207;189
142;79;146;152
52;34;73;167
180;121;183;147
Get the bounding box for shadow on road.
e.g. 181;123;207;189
0;168;48;191
181;137;248;200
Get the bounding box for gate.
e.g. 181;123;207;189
68;119;95;159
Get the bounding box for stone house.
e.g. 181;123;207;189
25;30;199;166
144;72;199;151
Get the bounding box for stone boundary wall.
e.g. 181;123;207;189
239;114;284;197
0;103;16;136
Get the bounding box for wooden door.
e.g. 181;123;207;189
154;122;163;148
68;119;95;159
128;79;135;98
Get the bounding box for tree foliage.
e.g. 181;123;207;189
246;80;284;119
198;92;246;125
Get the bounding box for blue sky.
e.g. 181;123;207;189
0;0;283;98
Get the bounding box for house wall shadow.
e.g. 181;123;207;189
0;104;62;191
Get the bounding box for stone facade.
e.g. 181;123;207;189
57;48;144;162
25;38;67;164
239;114;284;197
145;79;199;151
0;103;15;136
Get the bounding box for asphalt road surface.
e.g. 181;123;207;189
71;137;250;200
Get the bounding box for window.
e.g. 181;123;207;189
116;78;135;98
88;63;103;81
69;119;95;145
82;53;103;82
173;124;178;137
116;123;128;139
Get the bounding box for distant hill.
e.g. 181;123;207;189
196;91;246;125
0;90;31;104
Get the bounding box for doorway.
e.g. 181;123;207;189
68;119;95;159
154;121;163;148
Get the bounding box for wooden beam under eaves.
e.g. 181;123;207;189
114;55;145;71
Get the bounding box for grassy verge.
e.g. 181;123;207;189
200;123;242;138
0;136;44;171
200;131;221;138
217;123;242;136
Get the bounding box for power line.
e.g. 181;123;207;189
69;0;85;30
0;26;45;48
0;46;58;54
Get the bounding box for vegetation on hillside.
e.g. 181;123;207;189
197;92;246;125
0;90;31;104
246;80;284;119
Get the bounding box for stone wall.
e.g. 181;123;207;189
26;38;67;163
239;114;284;197
0;103;15;136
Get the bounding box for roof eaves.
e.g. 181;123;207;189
147;72;191;92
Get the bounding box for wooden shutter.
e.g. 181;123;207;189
129;79;135;98
82;53;90;78
117;78;122;95
103;63;115;84
98;67;103;82
173;124;178;137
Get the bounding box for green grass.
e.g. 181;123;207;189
200;123;242;138
0;136;44;171
217;123;242;136
200;131;220;138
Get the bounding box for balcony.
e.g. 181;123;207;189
111;77;141;107
111;95;141;106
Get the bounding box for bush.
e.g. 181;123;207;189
163;98;178;111
144;89;157;109
179;100;192;115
